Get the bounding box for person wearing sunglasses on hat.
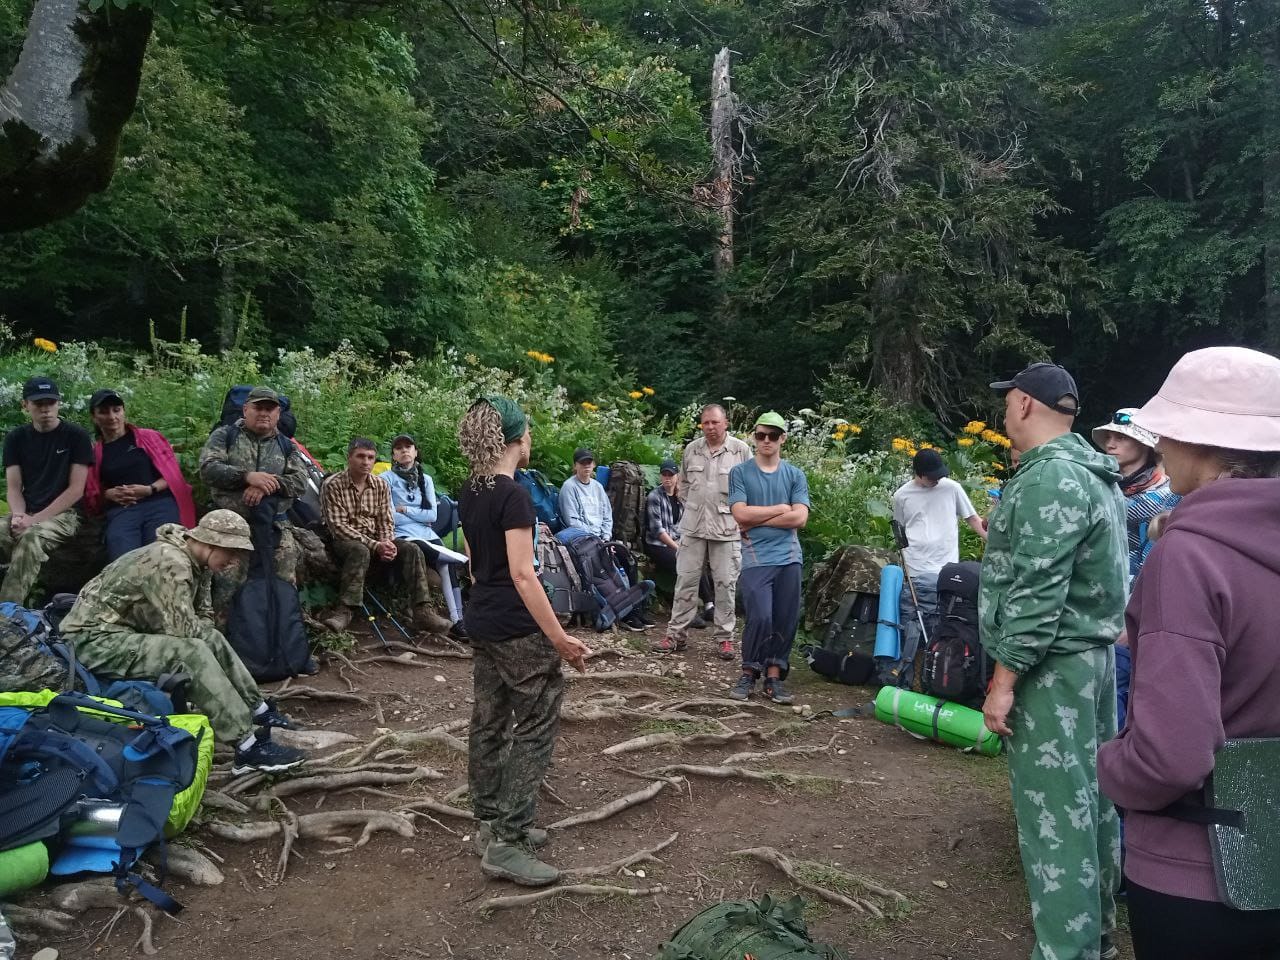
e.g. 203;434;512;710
725;412;810;704
980;362;1128;960
1097;347;1280;959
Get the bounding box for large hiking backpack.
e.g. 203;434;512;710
562;533;651;631
801;545;896;686
515;468;563;532
225;498;312;682
217;385;298;438
921;561;989;708
534;523;596;622
0;692;211;910
604;460;647;553
659;894;848;960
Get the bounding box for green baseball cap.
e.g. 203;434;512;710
754;411;788;432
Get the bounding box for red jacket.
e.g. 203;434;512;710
84;425;198;528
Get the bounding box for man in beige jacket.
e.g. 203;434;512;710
652;403;751;660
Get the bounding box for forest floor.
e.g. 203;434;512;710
15;618;1134;960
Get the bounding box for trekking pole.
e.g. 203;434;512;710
361;601;391;650
363;589;414;642
891;521;931;646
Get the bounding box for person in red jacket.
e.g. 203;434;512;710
1097;346;1280;959
83;388;198;561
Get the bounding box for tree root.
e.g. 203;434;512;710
564;833;679;879
396;798;475;821
0;903;76;936
731;846;907;918
721;734;839;766
133;905;158;955
648;697;774;713
565;670;677;683
480;883;667;912
602;727;769;756
200;789;251;814
206;809;415;847
48;878;124;913
146;844;224;886
547;777;683;830
645;763;849;789
268;684;408;704
380;727;468;757
378;639;471;659
273;798;300;883
248;766;443;806
272;728;362;752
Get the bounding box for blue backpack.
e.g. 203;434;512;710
0;693;200;911
516;469;563;532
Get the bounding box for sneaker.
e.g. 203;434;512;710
1100;934;1118;960
763;678;794;705
301;657;320;676
638;608;657;627
321;606;353;633
231;732;306;775
689;613;708;629
253;698;301;730
481;840;559;887
651;635;686;654
473;821;549;856
717;639;735;661
619;612;648;633
728;674;756;701
448;621;470;643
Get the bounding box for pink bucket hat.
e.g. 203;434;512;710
1133;346;1280;452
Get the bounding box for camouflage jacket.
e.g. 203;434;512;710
0;616;71;693
60;524;214;639
978;432;1128;674
198;420;307;518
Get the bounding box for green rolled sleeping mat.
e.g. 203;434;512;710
874;686;1002;757
0;842;49;897
658;894;848;960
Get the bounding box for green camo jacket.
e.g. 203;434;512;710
198;420;307;517
978;432;1128;674
61;524;213;639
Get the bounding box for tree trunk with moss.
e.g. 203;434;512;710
0;0;153;232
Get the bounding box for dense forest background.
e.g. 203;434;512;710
2;0;1276;431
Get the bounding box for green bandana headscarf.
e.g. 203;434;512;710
481;395;528;444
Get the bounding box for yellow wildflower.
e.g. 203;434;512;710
581;401;599;413
993;462;1006;472
957;437;975;448
525;350;555;364
847;424;862;435
963;420;986;435
830;432;842;440
890;437;909;452
641;386;655;396
983;476;1001;486
33;338;57;353
628;390;644;400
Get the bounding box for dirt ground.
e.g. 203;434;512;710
13;619;1134;960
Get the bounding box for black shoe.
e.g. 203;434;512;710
689;614;708;629
763;678;794;705
619;612;647;633
301;657;320;676
449;621;470;643
638;608;657;627
1099;934;1118;960
728;674;755;701
232;732;306;775
253;698;301;731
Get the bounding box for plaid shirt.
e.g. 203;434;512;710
321;469;393;546
645;487;682;546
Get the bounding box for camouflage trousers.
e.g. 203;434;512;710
1007;646;1121;960
468;631;565;843
668;536;741;642
331;537;431;609
67;621;263;742
0;511;81;605
211;523;300;616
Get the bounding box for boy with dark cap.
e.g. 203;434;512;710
0;376;94;603
557;447;612;540
644;458;714;625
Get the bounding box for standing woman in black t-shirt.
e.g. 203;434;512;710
457;396;589;889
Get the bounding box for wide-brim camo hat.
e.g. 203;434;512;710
1133;346;1280;452
187;509;255;552
1091;407;1159;451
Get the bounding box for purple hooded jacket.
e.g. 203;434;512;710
1097;477;1280;902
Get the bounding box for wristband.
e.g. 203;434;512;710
149;483;157;495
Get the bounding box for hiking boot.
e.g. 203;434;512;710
728;674;756;701
321;606;353;633
473;821;549;856
651;635;686;654
689;613;708;629
1099;935;1118;960
415;604;453;634
232;732;306;775
763;678;794;705
448;621;470;643
301;657;320;676
717;639;735;661
637;607;657;627
254;698;301;730
619;611;648;633
481;840;559;887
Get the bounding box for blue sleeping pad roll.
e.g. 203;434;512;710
873;564;904;659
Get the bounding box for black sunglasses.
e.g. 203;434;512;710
753;430;782;442
1112;411;1133;426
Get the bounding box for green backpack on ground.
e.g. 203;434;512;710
658;894;849;960
605;460;649;554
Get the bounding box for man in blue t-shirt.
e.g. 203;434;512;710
727;412;810;704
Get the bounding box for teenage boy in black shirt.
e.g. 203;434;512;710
457;396;589;889
0;377;94;603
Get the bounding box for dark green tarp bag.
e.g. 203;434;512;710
657;894;848;960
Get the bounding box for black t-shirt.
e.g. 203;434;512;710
2;420;94;514
100;429;162;490
458;474;540;642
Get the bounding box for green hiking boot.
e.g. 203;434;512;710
473;820;549;856
481;840;559;887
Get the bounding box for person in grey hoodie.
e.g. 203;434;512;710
1098;346;1280;960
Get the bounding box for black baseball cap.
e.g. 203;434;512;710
573;447;595;464
659;459;678;475
912;449;949;481
89;388;124;411
391;433;416;448
22;377;60;402
990;362;1079;416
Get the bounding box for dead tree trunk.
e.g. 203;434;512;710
710;46;735;280
0;0;153;232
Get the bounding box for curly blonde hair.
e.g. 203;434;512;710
458;400;508;487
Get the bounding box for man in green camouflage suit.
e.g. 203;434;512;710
60;510;306;774
980;363;1127;960
199;386;308;609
